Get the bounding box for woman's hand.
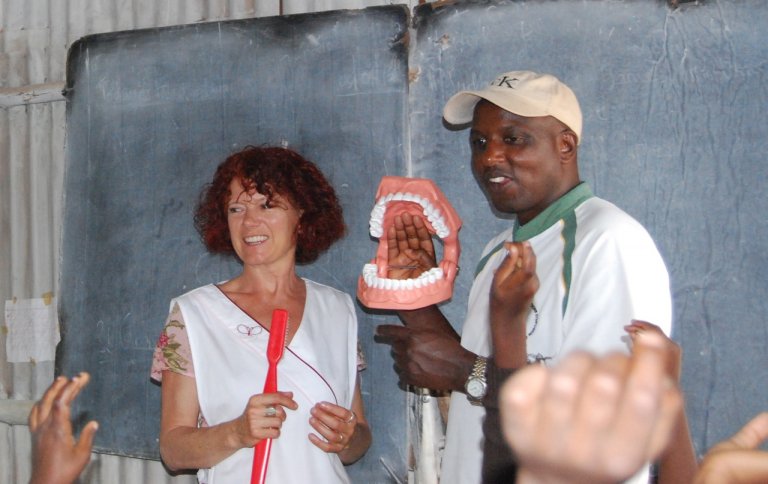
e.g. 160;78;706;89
308;402;359;453
233;391;298;448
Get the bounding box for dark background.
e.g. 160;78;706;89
60;1;768;481
409;0;768;458
60;6;410;481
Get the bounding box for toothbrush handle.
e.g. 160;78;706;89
251;309;288;484
251;366;278;484
251;437;272;484
263;367;277;394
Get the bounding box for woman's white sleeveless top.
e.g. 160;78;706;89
173;280;357;483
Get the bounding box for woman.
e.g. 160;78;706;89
150;146;371;483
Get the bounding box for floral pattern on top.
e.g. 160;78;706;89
150;303;193;382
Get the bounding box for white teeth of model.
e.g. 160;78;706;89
364;265;450;286
426;268;444;279
369;204;385;237
369;218;384;237
369;224;383;238
422;201;434;217
367;191;454;248
433;216;449;238
361;263;446;291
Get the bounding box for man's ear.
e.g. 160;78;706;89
558;130;578;163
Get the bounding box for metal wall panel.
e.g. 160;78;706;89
0;1;417;483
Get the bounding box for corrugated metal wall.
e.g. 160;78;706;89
0;1;414;482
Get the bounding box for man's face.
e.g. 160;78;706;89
469;101;568;225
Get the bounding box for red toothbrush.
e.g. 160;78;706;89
250;309;288;484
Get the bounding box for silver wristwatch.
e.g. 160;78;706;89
464;355;488;406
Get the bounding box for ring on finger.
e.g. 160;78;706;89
264;406;277;417
338;432;344;443
345;411;356;424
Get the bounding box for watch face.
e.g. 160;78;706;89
466;378;485;398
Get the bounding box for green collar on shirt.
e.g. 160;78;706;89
513;182;594;241
474;182;594;278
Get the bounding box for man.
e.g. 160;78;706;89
376;70;672;483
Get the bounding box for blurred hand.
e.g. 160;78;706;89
501;331;682;484
29;372;98;484
694;412;768;484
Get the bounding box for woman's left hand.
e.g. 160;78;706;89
308;401;358;453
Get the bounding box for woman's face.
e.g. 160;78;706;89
226;177;302;269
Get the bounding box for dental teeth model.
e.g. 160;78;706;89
357;176;462;310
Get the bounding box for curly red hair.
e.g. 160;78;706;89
194;146;346;264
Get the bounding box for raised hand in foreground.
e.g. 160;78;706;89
500;331;682;484
29;372;98;484
695;412;768;484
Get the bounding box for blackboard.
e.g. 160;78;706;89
60;0;768;480
409;0;768;455
59;6;409;481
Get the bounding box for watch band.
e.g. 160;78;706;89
465;355;488;406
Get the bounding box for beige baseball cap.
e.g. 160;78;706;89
443;70;582;143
